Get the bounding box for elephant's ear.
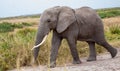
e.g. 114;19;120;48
56;7;76;33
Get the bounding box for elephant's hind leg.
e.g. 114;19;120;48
87;41;96;61
95;39;117;58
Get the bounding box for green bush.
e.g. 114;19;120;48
21;22;32;26
11;24;23;28
97;8;120;18
0;22;33;33
0;22;14;32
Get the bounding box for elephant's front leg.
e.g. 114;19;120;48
67;38;81;64
87;41;96;61
50;31;62;68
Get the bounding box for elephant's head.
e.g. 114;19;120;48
32;6;76;61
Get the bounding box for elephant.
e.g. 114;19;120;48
32;6;117;68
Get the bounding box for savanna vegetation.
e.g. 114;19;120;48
97;7;120;18
0;7;120;71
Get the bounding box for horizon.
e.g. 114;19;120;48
0;0;120;18
0;7;119;19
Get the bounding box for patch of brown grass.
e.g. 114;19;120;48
103;16;120;30
0;18;40;24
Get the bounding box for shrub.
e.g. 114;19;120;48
0;22;33;33
97;9;120;18
21;22;32;26
11;23;23;28
0;22;14;32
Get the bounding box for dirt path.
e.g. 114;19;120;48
9;48;120;71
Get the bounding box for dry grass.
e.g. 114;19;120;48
103;16;120;30
0;16;120;71
103;16;120;47
0;17;40;24
1;16;119;29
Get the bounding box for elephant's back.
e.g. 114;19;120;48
75;6;103;30
75;7;104;40
75;6;97;16
75;6;101;24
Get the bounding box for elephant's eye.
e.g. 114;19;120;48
47;19;51;23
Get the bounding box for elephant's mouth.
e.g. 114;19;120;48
31;34;48;50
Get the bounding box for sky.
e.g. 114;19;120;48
0;0;120;18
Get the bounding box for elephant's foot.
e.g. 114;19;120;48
72;60;81;64
110;48;117;58
50;61;56;68
87;57;96;62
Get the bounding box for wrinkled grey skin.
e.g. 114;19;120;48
33;6;117;68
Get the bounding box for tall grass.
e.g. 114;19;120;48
109;24;120;34
105;24;120;41
0;28;36;70
0;27;106;71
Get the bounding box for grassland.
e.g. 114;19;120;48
97;7;120;18
0;7;120;71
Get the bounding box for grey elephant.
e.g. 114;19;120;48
32;6;117;68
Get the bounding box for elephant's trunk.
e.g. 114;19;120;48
32;35;48;60
32;24;50;61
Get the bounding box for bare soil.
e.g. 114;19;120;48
9;48;120;71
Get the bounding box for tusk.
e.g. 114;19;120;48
31;35;48;50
